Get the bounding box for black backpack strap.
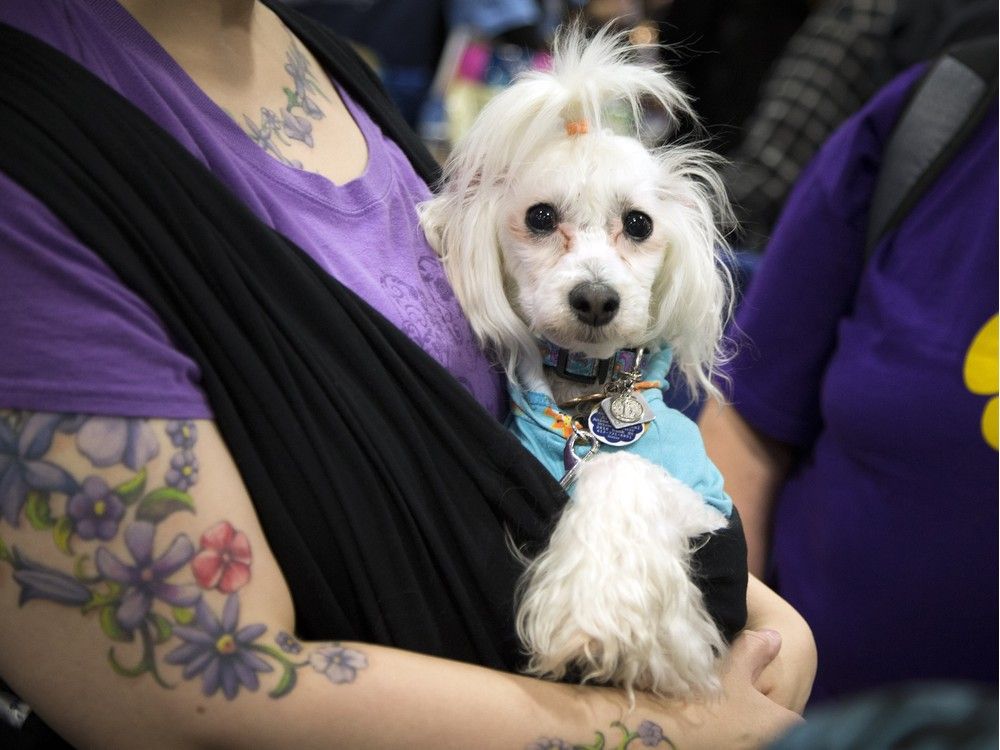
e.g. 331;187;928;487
866;35;998;257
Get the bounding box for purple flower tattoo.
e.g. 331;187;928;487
244;114;276;151
283;42;326;121
637;720;666;747
283;44;310;86
165;420;198;450
286;49;320;93
67;476;125;540
237;37;328;170
527;720;674;750
243;112;299;168
12;551;91;607
281;109;314;147
75;417;159;471
95;521;200;630
165;450;199;491
296;90;324;119
309;645;368;684
166;594;273;700
526;740;574;750
275;630;302;654
0;414;77;526
260;107;283;134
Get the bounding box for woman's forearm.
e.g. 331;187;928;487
189;635;800;750
698;398;793;577
200;577;810;749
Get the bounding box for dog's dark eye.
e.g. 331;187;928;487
623;210;653;241
525;203;558;234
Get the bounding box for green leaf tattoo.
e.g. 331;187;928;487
25;491;56;530
134;487;195;523
115;468;147;506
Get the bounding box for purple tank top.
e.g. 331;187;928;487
0;0;505;419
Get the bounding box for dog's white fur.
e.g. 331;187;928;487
419;24;735;698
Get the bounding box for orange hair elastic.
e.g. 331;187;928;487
565;119;589;136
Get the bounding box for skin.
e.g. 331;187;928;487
120;0;367;184
698;398;795;579
697;403;814;712
0;3;816;746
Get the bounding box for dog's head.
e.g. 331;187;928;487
419;25;733;397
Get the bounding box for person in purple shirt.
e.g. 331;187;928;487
700;58;998;705
0;1;815;748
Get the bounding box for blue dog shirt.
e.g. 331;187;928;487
507;348;732;517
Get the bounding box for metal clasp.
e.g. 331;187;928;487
560;423;600;490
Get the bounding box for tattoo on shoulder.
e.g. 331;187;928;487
238;35;330;170
528;720;676;750
0;412;367;701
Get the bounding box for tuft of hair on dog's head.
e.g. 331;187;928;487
419;22;735;399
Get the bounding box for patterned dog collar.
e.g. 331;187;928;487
538;340;646;384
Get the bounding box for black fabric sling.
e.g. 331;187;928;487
0;9;745;745
0;16;561;664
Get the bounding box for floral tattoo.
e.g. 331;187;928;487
0;412;367;701
528;720;676;750
238;36;330;170
2;414;671;740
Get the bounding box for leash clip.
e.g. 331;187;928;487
560;424;600;490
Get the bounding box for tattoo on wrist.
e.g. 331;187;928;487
0;412;367;701
528;719;676;750
238;35;330;170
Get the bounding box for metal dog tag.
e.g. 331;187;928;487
600;392;655;430
588;405;650;447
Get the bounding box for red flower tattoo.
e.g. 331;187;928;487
191;521;252;593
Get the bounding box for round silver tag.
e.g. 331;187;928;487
610;394;644;424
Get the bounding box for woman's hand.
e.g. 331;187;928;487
744;575;817;714
665;630;802;750
713;628;805;744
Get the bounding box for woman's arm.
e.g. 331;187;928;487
745;575;816;714
698;400;816;713
698;397;794;578
0;410;801;749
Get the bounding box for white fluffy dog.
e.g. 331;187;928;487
419;25;739;698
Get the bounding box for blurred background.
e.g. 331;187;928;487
284;0;995;252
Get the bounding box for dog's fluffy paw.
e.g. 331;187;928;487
516;452;727;698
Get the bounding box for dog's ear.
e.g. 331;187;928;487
417;183;534;381
647;147;735;401
416;195;447;258
417;173;486;256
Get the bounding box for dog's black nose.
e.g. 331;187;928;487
568;282;620;327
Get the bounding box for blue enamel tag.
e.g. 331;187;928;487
588;407;649;446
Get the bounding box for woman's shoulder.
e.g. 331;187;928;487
0;170;211;420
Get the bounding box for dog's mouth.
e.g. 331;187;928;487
519;279;647;358
576;325;615;345
536;320;632;359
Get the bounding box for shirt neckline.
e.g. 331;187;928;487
89;0;392;209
